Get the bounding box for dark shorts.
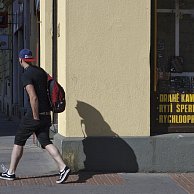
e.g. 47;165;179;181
14;112;52;148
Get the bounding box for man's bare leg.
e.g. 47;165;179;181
8;144;23;174
45;144;66;171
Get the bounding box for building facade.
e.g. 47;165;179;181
0;0;38;119
41;0;194;172
40;0;150;172
12;0;38;119
1;0;194;172
0;0;13;118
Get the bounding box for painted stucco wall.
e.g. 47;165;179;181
58;0;67;137
57;0;150;137
29;0;38;65
40;0;52;74
62;0;150;137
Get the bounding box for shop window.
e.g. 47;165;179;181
153;0;194;133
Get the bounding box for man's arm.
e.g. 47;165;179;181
25;84;39;120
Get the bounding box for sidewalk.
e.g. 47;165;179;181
0;112;193;194
0;112;58;177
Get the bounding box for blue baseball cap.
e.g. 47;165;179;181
19;49;36;62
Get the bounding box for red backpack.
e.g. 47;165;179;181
47;74;66;113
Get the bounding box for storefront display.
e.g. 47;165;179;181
155;0;194;132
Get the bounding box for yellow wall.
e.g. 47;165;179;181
30;0;37;63
67;0;150;137
57;0;67;136
40;0;52;74
54;0;150;137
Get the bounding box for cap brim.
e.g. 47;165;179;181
23;58;36;62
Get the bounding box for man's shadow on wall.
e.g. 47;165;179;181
72;101;138;183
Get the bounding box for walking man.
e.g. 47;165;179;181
0;49;70;184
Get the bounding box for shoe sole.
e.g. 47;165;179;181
0;176;15;181
56;169;70;184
